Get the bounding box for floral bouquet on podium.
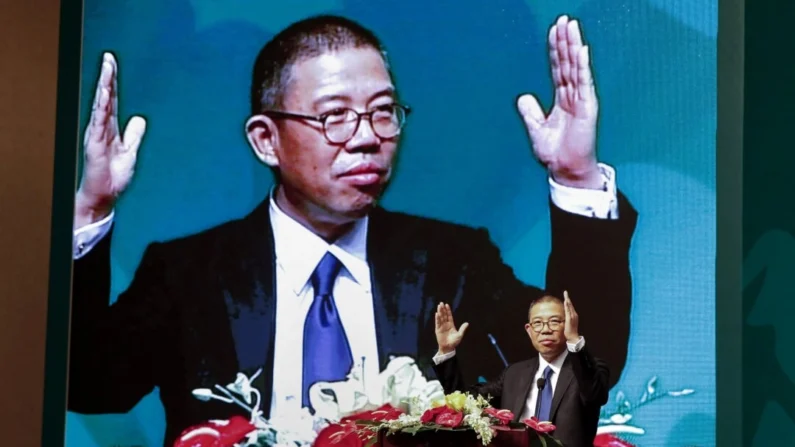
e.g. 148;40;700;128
325;390;561;447
171;356;565;447
172;356;459;446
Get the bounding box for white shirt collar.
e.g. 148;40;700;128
538;349;568;377
268;188;370;295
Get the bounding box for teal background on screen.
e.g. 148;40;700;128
67;1;717;445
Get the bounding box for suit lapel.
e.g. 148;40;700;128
220;198;278;417
549;356;574;422
367;208;429;370
219;204;432;416
511;358;539;420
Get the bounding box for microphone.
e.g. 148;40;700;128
533;377;547;418
487;333;509;367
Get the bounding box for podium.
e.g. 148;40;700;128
378;427;537;447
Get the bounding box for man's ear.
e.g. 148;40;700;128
246;114;280;168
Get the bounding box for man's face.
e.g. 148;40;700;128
270;47;399;223
525;300;566;358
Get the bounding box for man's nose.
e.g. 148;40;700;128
345;117;380;151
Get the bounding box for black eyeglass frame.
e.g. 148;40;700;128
262;104;411;144
528;319;564;333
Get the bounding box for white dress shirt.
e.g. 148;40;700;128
519;336;585;420
266;196;380;417
70;164;618;418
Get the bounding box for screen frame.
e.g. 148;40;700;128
41;0;744;444
42;0;84;445
716;0;745;443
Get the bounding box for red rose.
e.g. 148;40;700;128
419;406;464;427
420;406;446;423
523;417;556;433
173;416;256;447
483;408;514;425
593;433;636;447
435;408;464;428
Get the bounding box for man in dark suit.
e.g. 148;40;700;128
67;14;636;447
433;293;608;447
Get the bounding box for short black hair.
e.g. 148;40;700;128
250;14;390;115
527;293;564;321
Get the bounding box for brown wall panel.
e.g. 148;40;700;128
0;0;62;444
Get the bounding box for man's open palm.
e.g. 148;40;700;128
76;52;146;228
517;15;600;188
563;291;581;342
435;303;469;354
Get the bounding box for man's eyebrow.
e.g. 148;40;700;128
369;86;396;101
312;93;350;108
311;87;397;109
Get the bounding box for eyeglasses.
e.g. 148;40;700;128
529;319;563;333
263;104;411;144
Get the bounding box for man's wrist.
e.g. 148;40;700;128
72;207;113;230
432;349;457;365
74;192;113;229
549;161;603;190
566;335;585;353
74;208;112;229
437;346;455;355
548;163;618;220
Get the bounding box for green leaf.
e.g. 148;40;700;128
402;425;423;435
540;432;563;446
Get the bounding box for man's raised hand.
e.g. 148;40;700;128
435;302;469;355
517;15;602;190
563;291;581;343
75;52;146;229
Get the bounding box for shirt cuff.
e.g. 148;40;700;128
548;163;619;220
432;350;456;365
73;210;115;260
567;336;585;353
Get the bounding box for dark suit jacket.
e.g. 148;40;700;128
433;345;609;447
67;194;636;446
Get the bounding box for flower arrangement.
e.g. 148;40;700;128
332;391;562;447
171;360;694;447
173;356;450;447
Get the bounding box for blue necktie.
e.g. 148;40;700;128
537;366;555;421
301;252;353;410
